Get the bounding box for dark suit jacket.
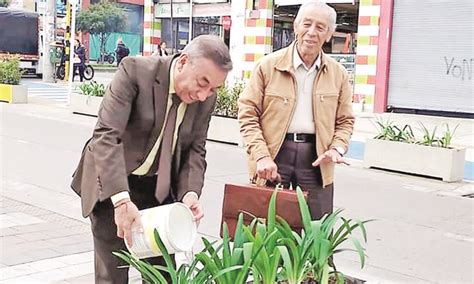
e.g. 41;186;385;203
71;55;216;217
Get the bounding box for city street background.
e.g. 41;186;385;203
0;72;473;283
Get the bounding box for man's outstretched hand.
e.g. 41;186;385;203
312;149;350;167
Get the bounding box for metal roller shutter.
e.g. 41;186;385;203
388;0;473;114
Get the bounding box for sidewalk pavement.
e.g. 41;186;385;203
0;102;473;283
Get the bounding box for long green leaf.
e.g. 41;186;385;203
153;230;178;283
351;237;366;268
297;187;312;234
267;189;277;233
233;213;245;248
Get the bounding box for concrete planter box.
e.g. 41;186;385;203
0;84;27;103
363;139;466;182
70;93;103;116
208;115;243;146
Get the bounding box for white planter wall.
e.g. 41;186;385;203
208;116;243;146
0;84;27;103
11;85;28;103
363;139;466;182
70;93;103;117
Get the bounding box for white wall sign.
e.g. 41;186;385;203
155;3;190;18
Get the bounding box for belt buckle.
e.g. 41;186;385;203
293;133;305;143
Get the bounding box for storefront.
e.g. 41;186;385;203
385;0;473;116
152;0;230;52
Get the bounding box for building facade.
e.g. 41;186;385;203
142;0;472;116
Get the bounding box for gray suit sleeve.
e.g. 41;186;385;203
90;57;138;201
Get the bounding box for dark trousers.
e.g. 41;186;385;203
90;175;175;284
72;64;85;82
269;139;334;220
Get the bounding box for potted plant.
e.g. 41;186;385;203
208;81;244;146
114;188;370;284
364;118;466;182
0;56;27;103
70;80;105;116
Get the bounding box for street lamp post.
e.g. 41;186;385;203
67;0;78;105
188;0;193;43
170;0;174;53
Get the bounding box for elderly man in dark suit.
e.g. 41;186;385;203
71;35;232;283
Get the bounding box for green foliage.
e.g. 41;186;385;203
373;117;415;143
213;81;244;118
373;117;459;148
78;81;106;97
0;57;22;85
76;1;126;60
438;123;459;148
114;188;371;284
418;122;459;148
0;0;11;8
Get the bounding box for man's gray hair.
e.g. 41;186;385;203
183;35;233;72
294;0;337;32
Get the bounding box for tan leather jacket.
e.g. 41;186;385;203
238;41;355;187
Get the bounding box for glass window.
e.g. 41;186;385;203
193;17;222;38
161;18;189;51
273;27;293;51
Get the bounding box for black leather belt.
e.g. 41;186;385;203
285;133;315;143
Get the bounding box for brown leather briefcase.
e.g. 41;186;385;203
221;183;307;239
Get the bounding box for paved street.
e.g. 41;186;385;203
22;72;114;107
0;78;473;283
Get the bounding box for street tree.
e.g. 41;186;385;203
76;0;126;63
0;0;11;8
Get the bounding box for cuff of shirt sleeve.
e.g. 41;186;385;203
332;146;346;156
182;191;199;201
110;191;130;206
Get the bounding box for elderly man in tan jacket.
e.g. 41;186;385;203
238;0;354;220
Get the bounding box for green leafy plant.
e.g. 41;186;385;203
114;188;371;284
0;0;11;8
373;117;415;143
242;192;283;284
114;230;211;284
438;123;459;148
213;81;244;118
0;57;22;85
373;117;459;148
195;219;263;284
418;122;438;147
78;81;106;97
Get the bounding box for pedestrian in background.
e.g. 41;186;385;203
115;38;130;66
72;39;85;82
153;41;169;57
238;0;354;220
159;41;168;56
71;35;232;283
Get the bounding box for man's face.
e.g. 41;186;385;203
174;54;228;104
294;6;334;58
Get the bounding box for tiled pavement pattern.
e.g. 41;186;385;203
0;196;94;283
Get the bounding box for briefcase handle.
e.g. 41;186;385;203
255;175;283;190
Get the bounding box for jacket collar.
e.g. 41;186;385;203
155;54;179;86
275;40;329;74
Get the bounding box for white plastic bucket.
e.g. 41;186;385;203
125;203;197;259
